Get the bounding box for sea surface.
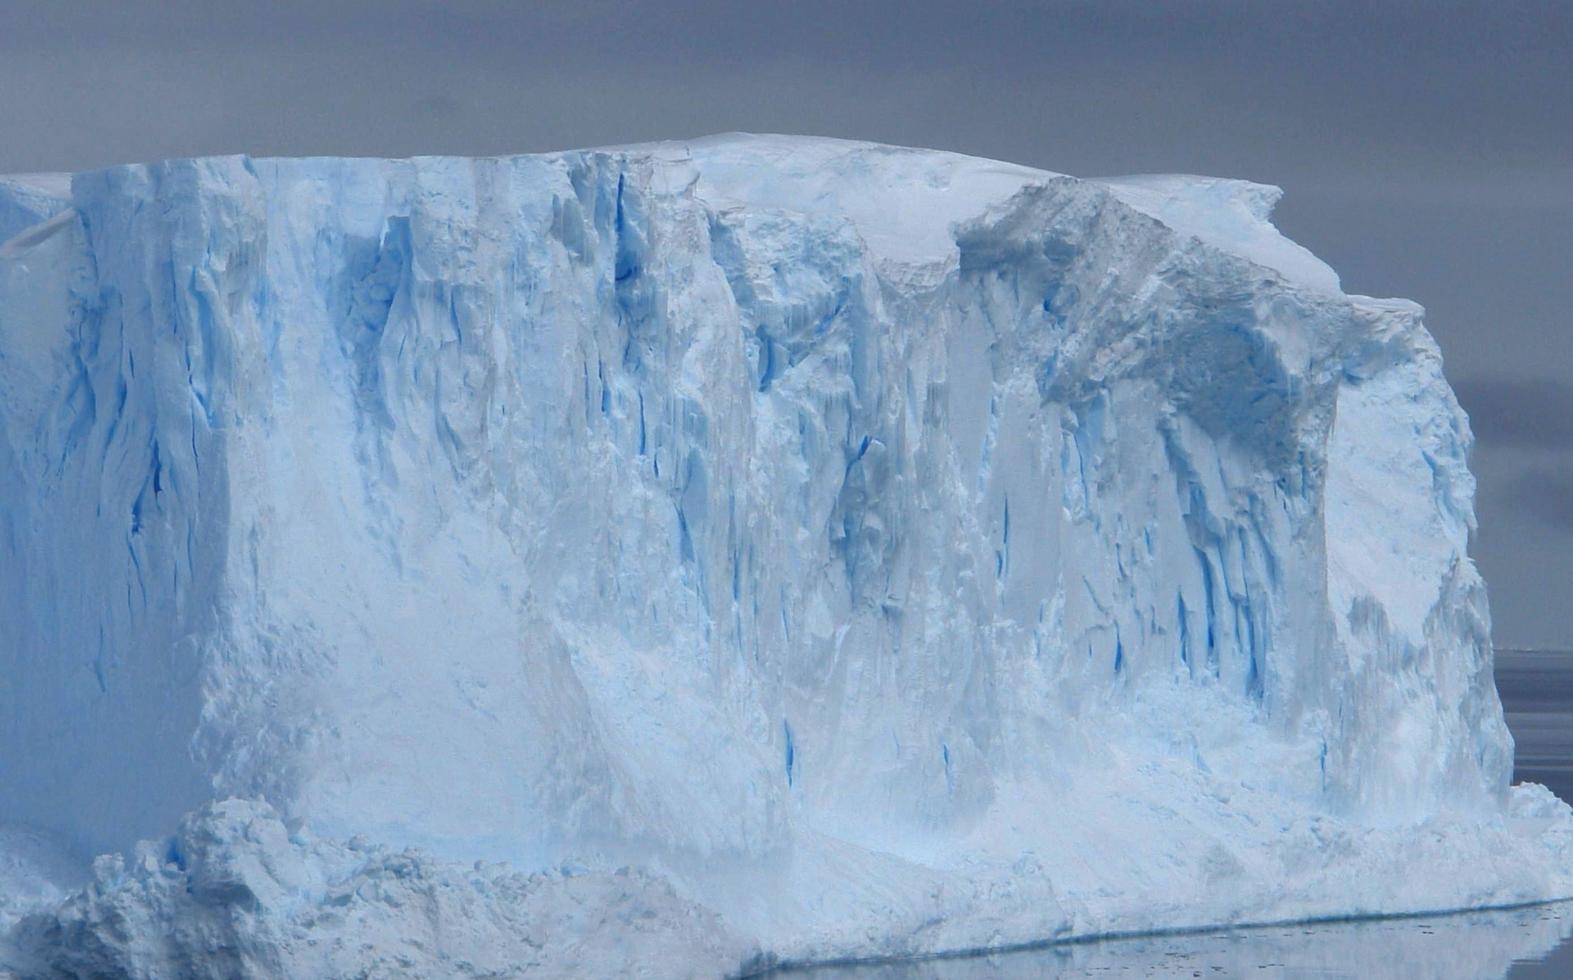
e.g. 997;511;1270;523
1497;650;1573;805
789;649;1573;979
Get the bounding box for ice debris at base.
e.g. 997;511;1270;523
5;800;749;978
2;133;1571;977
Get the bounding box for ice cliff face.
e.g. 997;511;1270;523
1;135;1566;975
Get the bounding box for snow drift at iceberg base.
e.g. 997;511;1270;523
1;134;1571;976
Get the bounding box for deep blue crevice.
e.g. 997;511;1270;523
189;405;201;475
676;505;694;563
637;392;647;455
102;377;128;453
1072;426;1092;508
58;356;96;472
447;288;465;346
784;720;796;786
612;171;653;366
130;439;163;535
997;496;1011;579
1196;548;1218;675
1245;615;1263;701
340;217;410;428
1236;537;1265;701
165;836;185;871
126;533;146;611
840;434;874;484
814;295;846;336
612;172;642;284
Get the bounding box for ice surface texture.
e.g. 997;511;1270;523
2;134;1569;976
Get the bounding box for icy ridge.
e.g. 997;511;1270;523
1;134;1568;975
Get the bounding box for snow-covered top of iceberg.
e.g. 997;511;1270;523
2;132;1336;291
583;133;1340;290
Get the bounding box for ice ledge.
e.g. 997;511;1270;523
1097;173;1342;292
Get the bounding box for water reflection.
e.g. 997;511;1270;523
788;903;1573;979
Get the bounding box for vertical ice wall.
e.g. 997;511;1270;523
0;137;1509;874
0;161;249;855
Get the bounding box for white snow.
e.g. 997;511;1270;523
1;133;1569;977
1097;173;1342;292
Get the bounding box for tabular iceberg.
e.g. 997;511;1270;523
1;134;1570;977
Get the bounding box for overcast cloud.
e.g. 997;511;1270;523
2;0;1570;643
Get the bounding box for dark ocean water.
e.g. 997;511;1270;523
1497;651;1573;805
789;650;1573;979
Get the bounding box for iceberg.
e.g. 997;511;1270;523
1;134;1569;976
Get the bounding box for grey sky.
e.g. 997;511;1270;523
3;0;1570;644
